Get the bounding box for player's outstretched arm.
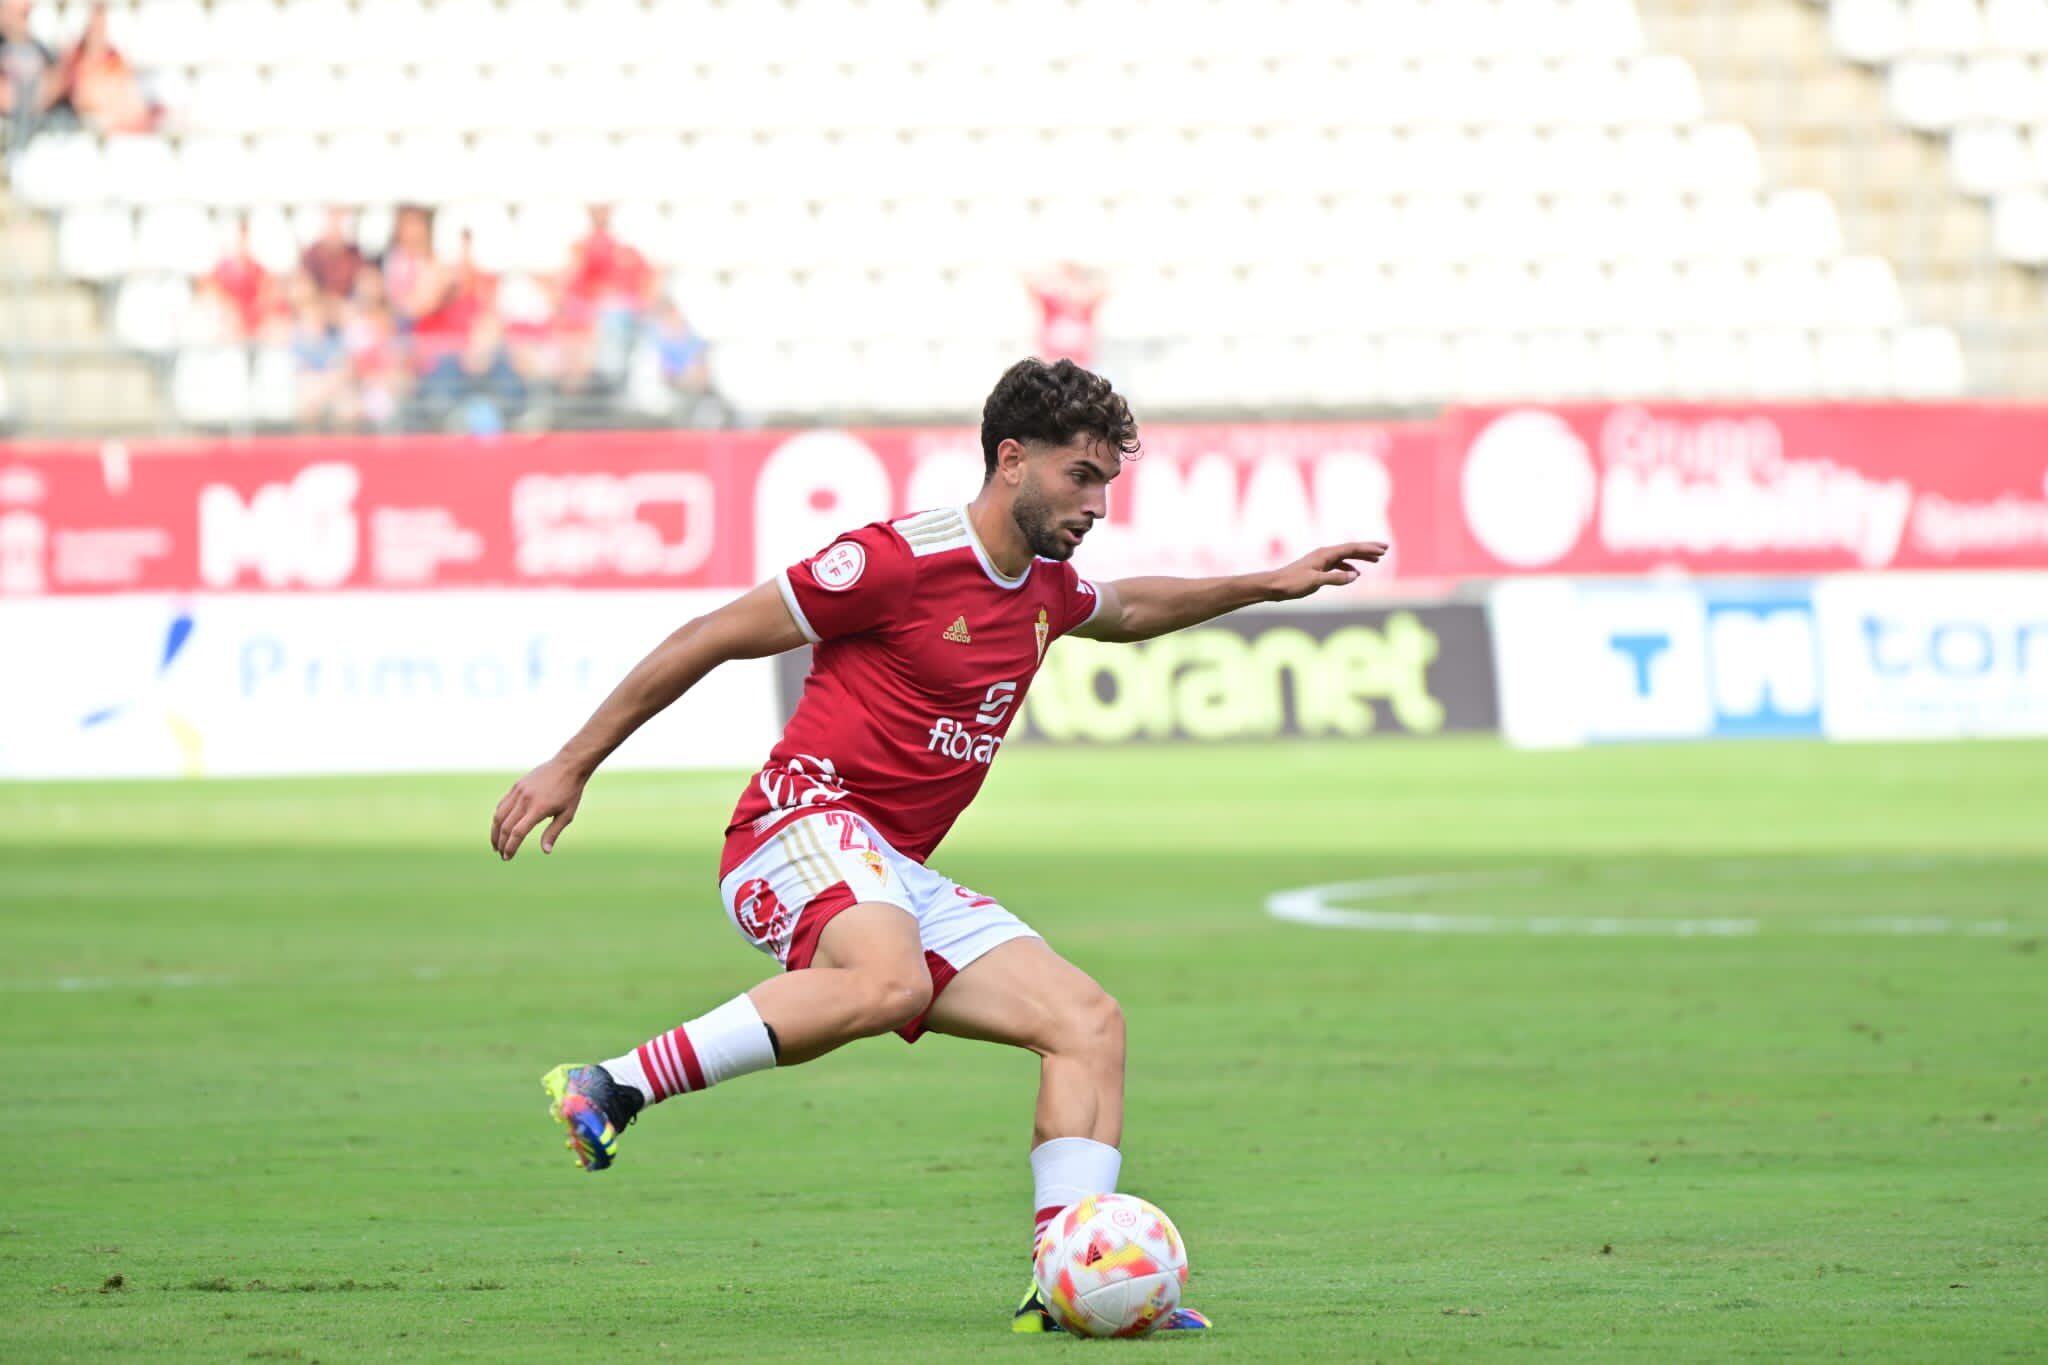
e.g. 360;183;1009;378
1074;541;1389;644
489;581;809;860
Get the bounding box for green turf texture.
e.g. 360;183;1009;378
3;739;2044;1361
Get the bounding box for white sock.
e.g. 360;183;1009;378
1031;1136;1122;1247
602;993;778;1105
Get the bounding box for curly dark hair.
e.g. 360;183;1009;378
980;358;1140;479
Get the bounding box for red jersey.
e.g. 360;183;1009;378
722;506;1102;875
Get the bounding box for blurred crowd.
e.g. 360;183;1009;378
196;203;718;433
0;0;155;139
4;0;1106;433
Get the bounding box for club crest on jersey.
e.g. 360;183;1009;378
813;541;866;591
1035;607;1049;663
859;850;889;885
943;615;972;644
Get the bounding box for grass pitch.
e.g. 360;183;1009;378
3;739;2044;1361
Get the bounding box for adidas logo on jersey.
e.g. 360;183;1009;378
943;616;973;643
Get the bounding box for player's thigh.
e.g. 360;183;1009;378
812;899;927;983
923;935;1122;1057
720;812;919;969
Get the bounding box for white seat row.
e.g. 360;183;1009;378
159;323;1962;427
58;0;1646;71
140;54;1705;137
1887;55;2048;127
1830;0;2048;60
53;188;1851;284
703;327;1966;412
55;192;1855;301
678;258;1907;339
114;242;1908;351
112;254;1905;353
1949;120;2048;191
1112;327;1966;406
1823;2;2048;268
168;344;302;426
12;122;1765;212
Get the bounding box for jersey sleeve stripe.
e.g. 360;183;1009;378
775;568;823;644
1075;579;1105;630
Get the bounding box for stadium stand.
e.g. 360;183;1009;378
1;0;2043;434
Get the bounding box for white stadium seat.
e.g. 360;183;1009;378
1744;329;1821;398
1597;330;1673;397
1835;253;1908;325
1817;327;1896;396
1833;0;1912;63
131;204;218;275
1993;186;2048;260
172;347;254;426
102;135;179;207
1986;0;2048;52
1891;324;1970;394
57;206;136;282
1761;188;1848;257
250;347;302;425
122;0;213;68
1889;57;1966;128
12;132;107;209
1908;0;1987;55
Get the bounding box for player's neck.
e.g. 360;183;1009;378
965;495;1033;579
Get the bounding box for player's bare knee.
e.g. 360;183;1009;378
1091;991;1127;1064
857;964;933;1034
1053;988;1124;1064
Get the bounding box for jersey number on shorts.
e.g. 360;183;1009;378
825;811;877;854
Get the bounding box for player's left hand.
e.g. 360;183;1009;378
1266;541;1389;600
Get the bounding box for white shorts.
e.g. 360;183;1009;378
716;809;1038;1042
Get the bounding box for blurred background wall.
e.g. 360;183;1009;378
2;0;2044;776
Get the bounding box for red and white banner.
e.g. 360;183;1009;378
0;423;1442;597
1442;404;2048;577
8;406;2046;597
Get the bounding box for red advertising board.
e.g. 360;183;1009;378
10;406;2042;596
1442;404;2048;576
0;422;1442;596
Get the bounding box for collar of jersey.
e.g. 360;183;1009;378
958;504;1032;590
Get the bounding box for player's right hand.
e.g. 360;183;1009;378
491;758;587;861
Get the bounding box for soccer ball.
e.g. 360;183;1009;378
1031;1193;1189;1338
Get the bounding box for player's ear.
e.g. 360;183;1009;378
995;438;1031;487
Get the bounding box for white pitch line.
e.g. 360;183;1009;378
1265;862;2031;938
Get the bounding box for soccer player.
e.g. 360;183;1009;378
490;358;1386;1334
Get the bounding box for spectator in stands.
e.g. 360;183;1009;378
203;215;277;342
416;230;525;433
1025;260;1108;369
645;297;728;427
432;310;527;435
58;3;153;135
557;203;654;391
410;227;492;371
0;0;65;138
648;298;710;395
285;269;352;429
302;207;366;301
343;262;404;432
498;270;561;390
382;204;445;328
